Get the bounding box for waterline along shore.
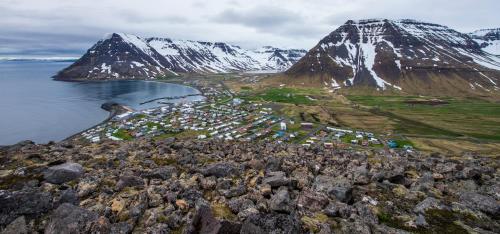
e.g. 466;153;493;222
62;102;134;142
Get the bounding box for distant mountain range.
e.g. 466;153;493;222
286;19;500;95
0;57;77;62
54;33;306;80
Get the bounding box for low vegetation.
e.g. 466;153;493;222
240;87;321;105
347;95;500;141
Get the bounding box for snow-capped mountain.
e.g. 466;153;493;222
54;33;306;80
469;28;500;56
286;19;500;94
54;33;175;80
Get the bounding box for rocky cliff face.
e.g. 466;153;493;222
55;33;306;80
287;19;500;95
1;139;498;233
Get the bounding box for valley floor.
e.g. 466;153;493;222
222;73;500;157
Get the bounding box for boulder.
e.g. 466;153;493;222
228;198;255;214
328;186;353;204
415;214;428;227
115;175;144;191
269;187;293;213
200;163;239;178
459;192;499;216
1;216;27;234
143;166;177;180
57;189;79;205
262;171;290;188
43;162;83;184
188;202;241;234
312;175;353;203
323;202;351;218
240;213;301;234
44;203;108;234
223;184;247;198
413;197;444;214
297;190;329;211
109;222;132;234
265;157;282;172
0;189;52;227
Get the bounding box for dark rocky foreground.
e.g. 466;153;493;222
0;139;498;233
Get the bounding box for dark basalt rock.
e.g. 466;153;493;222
44;203;107;234
0;189;53;228
200;162;239;178
269;187;293;213
142;166;177;180
43;162;83;184
262;171;290;188
115;175;144;191
241;212;301;234
0;139;499;233
459;192;500;216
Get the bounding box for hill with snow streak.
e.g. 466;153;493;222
286;19;500;95
54;33;306;80
469;28;500;56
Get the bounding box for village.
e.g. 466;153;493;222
80;85;414;152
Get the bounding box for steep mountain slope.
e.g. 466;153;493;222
146;37;262;73
146;38;306;73
55;34;306;80
469;28;500;56
286;19;500;95
54;33;177;80
251;46;307;71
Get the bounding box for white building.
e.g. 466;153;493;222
280;122;287;131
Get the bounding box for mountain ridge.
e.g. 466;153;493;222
469;28;500;56
286;19;500;95
54;33;306;80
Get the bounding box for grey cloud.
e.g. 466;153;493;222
213;6;301;30
0;0;498;57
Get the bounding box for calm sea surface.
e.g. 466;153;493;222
0;61;201;145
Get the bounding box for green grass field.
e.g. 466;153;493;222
112;129;133;140
240;87;321;105
347;95;500;141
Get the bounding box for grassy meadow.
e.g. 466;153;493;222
229;78;500;156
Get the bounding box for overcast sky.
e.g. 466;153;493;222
1;0;499;57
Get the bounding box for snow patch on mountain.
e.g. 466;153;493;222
469;28;500;56
147;38;306;73
287;19;500;93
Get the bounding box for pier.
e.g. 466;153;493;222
139;94;203;105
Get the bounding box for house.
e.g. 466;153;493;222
232;98;243;106
388;140;398;148
280;122;287;131
324;143;333;148
403;145;413;150
326;127;353;134
368;137;380;144
197;135;207;139
351;139;359;144
301;122;313;129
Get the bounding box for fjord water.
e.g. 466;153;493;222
0;61;201;145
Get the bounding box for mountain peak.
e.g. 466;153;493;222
55;35;307;80
287;19;500;95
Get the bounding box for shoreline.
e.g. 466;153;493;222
61;102;133;142
53;78;205;143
